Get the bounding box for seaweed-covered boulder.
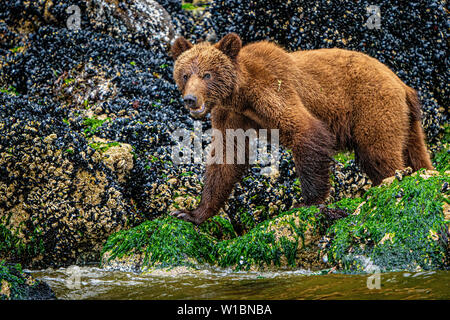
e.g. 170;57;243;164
101;170;449;274
0;261;55;300
101;216;217;273
216;206;332;271
327;170;450;272
101;206;347;272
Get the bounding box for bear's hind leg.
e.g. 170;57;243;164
291;121;335;205
404;120;433;171
354;134;407;186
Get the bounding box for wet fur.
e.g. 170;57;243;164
171;34;433;225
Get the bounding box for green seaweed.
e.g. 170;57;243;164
433;144;449;172
0;261;53;300
0;86;19;96
88;141;120;153
102;216;217;269
333;152;355;167
0;223;45;266
82;117;109;137
199;216;237;240
216;206;321;271
327;171;449;272
181;3;208;10
328;197;364;214
0;261;25;300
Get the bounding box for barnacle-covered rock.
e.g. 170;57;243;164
0;95;140;268
90;137;134;183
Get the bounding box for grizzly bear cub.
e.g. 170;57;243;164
170;33;433;225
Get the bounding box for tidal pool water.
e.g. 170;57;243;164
29;266;450;300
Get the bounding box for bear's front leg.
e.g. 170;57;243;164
171;109;257;225
171;162;247;225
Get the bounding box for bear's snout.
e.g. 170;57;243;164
183;94;198;109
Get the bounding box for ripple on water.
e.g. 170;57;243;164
26;266;450;300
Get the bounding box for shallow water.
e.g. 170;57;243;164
28;266;450;300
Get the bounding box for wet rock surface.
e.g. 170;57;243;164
0;1;448;270
0;260;55;300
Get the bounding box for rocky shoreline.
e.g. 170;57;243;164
102;170;449;273
0;1;448;298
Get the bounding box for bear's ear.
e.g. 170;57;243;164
171;37;193;60
215;33;242;62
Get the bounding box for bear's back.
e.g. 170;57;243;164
239;41;301;83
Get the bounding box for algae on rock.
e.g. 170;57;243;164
102;216;217;272
0;260;55;300
328;171;449;272
216;206;328;271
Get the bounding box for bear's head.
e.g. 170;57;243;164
171;33;242;119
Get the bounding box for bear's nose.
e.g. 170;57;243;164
183;94;197;108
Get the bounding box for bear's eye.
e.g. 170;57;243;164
183;74;189;81
203;72;211;80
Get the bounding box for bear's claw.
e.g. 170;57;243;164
170;210;200;225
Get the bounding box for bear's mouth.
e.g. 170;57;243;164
189;103;207;118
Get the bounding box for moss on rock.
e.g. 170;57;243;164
327;170;449;272
0;260;55;300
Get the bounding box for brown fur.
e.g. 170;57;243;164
170;33;433;225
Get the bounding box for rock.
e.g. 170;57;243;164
90;137;134;183
216;206;331;271
101;216;217;272
327;170;450;272
0;261;55;300
85;0;176;49
329;156;372;201
2;0;175;49
0;96;140;268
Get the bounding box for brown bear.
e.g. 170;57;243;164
170;33;433;225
